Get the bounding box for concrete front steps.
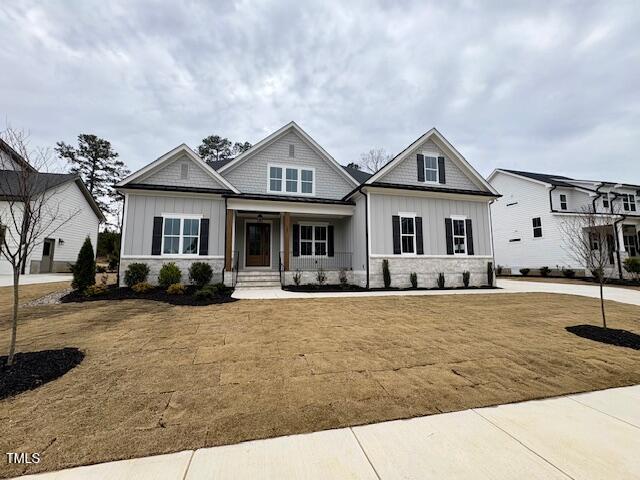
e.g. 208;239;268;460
235;271;281;288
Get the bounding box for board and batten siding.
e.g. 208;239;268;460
378;139;481;191
369;193;492;256
123;193;225;256
221;131;354;199
137;154;226;190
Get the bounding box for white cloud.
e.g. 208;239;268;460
0;0;638;184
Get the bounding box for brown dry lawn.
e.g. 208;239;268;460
2;283;640;477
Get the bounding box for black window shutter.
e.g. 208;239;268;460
445;218;454;255
415;217;424;254
293;224;300;257
152;216;163;255
327;225;334;257
199;218;209;255
392;215;401;254
438;156;446;184
417;154;425;182
465;219;474;255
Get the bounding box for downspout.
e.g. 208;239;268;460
592;183;604;212
548;185;557;212
488;199;497;282
358;185;370;289
223;196;228;285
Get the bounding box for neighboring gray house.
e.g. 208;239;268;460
0;139;105;275
116;122;499;288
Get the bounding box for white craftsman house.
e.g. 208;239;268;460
0;139;104;275
488;169;640;278
116;122;499;288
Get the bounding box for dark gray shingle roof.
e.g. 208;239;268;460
0;170;78;197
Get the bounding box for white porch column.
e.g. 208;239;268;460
616;222;626;253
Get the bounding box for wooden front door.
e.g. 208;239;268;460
246;223;270;267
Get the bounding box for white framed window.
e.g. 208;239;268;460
452;217;467;255
589;232;600;251
532;217;542;238
622;194;637;212
299;224;327;256
269;166;282;192
559;194;567;210
602;193;610;209
162;215;202;256
424;156;438;183
267;164;315;195
399;213;416;254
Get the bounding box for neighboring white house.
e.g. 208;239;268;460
488;169;640;278
116;121;500;288
0;139;105;275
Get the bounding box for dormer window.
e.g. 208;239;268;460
268;164;314;195
622;194;637;212
180;163;189;180
603;193;610;209
425;156;438;182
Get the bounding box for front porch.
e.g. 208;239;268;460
222;196;360;287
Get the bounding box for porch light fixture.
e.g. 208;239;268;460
58;238;65;245
257;214;263;223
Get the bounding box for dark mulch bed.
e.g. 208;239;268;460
284;284;499;293
566;324;640;350
1;348;84;400
60;285;237;306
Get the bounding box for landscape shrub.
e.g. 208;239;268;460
519;268;530;277
409;272;418;289
84;284;108;297
623;257;640;280
437;272;445;289
158;262;181;288
293;270;302;286
591;267;604;282
462;271;470;288
167;283;186;295
188;262;213;287
96;265;107;274
496;264;503;275
487;262;494;286
382;259;391;288
72;237;96;292
107;253;119;272
316;267;327;286
540;266;551;277
131;282;153;294
339;268;348;286
124;263;149;287
562;268;576;278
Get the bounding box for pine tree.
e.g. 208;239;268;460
55;134;129;223
72;237;96;292
198;135;233;162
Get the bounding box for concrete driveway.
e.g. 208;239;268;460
0;274;72;287
14;385;640;479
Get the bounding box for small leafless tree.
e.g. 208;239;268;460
560;205;620;328
358;148;392;173
1;127;77;366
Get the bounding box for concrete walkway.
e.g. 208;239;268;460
0;274;72;287
233;278;640;306
14;385;640;479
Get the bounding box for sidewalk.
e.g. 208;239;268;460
0;274;72;287
14;385;640;479
232;278;640;306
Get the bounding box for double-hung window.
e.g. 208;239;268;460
299;224;327;256
424;156;438;182
162;216;200;255
400;215;416;254
559;194;567;210
532;217;542;238
268;165;314;195
602;193;610;209
452;218;466;254
622;194;637;212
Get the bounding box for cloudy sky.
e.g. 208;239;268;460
1;0;639;183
